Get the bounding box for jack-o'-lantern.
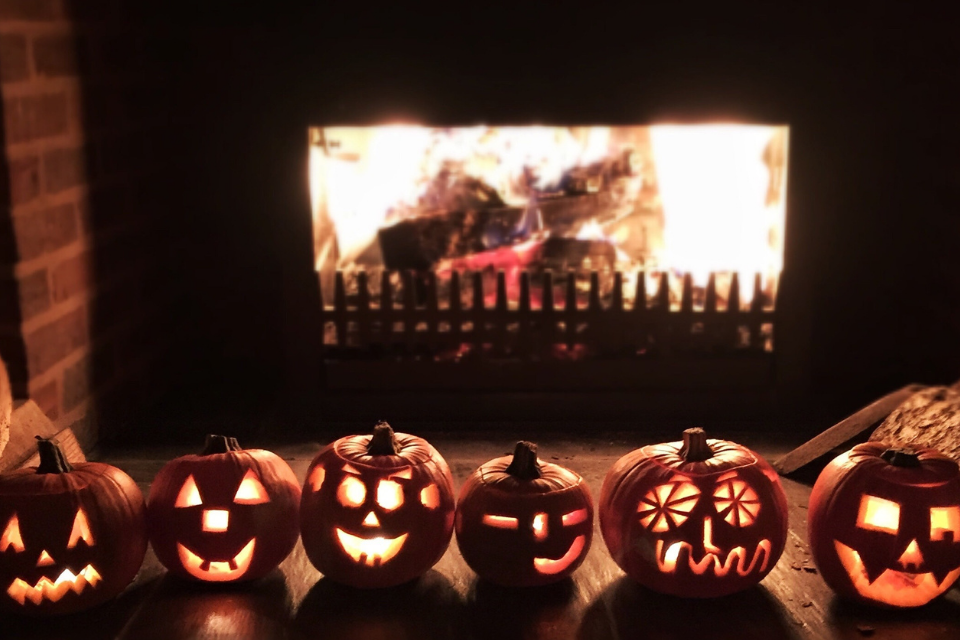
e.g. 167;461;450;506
808;442;960;607
300;422;455;588
147;435;301;583
456;441;593;586
0;437;147;615
599;428;788;597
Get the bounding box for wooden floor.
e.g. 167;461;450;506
7;429;960;640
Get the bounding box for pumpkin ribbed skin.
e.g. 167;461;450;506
456;442;594;586
0;447;147;615
808;442;960;608
600;430;788;598
300;424;455;588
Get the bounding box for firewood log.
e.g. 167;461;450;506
0;355;10;460
870;386;960;462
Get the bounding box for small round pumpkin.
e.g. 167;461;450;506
456;441;594;586
808;442;960;608
599;428;788;598
300;421;455;588
147;435;301;583
0;437;147;615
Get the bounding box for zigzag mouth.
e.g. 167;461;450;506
177;538;256;582
656;539;772;577
7;565;102;605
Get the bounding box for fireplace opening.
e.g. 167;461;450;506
309;124;787;376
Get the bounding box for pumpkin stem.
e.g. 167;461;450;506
367;421;401;456
881;448;922;468
35;436;73;474
201;434;243;455
679;428;714;462
504;441;542;480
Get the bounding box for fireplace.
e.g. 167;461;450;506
308;124;792;418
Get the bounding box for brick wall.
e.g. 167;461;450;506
0;0;189;448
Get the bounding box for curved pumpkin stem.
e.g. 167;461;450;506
367;421;401;456
35;436;73;474
201;434;243;455
881;448;921;468
504;441;542;480
679;428;714;462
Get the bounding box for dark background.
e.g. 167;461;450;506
130;3;960;426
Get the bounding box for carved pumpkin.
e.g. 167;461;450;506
147;435;301;583
808;442;960;607
599;428;788;597
0;438;147;615
456;441;593;586
300;422;455;588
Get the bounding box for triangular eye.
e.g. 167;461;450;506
0;514;25;553
67;509;95;548
175;475;203;508
234;469;270;504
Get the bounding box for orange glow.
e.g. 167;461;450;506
390;468;413;480
178;539;256;582
338;476;367;507
562;508;588;527
336;529;408;566
713;479;761;527
234;470;270;504
482;514;518;529
362;511;380;527
0;514;24;553
308;465;326;492
175;475;203;508
702;517;721;554
36;550;55;567
533;535;586;575
638;481;701;532
67;509;94;548
376;480;404;511
857;495;900;534
930;506;960;541
897;539;924;569
202;509;230;533
420;483;440;509
834;540;960;607
656;538;772;577
7;565;102;605
532;513;549;541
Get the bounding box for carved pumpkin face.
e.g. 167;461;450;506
300;422;455;588
0;439;147;615
599;429;788;598
808;443;960;607
147;436;301;583
456;441;594;586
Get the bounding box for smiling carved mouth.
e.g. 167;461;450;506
7;565;102;605
177;538;256;582
336;528;408;567
533;535;587;575
834;540;960;607
655;539;772;577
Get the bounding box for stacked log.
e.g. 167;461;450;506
870;384;960;462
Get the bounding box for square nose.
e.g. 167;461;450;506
203;509;230;532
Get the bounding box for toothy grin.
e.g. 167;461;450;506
177;538;256;582
533;535;587;575
834;540;960;607
7;565;102;605
656;539;772;577
336;528;408;566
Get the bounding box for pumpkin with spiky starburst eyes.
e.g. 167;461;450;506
808;442;960;608
300;422;456;588
0;438;147;615
600;428;788;598
147;435;301;583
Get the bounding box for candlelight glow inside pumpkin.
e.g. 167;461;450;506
808;444;960;608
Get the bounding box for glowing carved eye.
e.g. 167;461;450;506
562;509;588;526
175;475;203;508
857;495;900;534
234;470;270;504
308;465;326;492
0;515;24;553
930;506;960;542
420;483;440;509
713;478;761;527
338;475;366;507
67;509;95;548
638;480;701;532
376;480;404;511
482;515;518;529
532;513;548;540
